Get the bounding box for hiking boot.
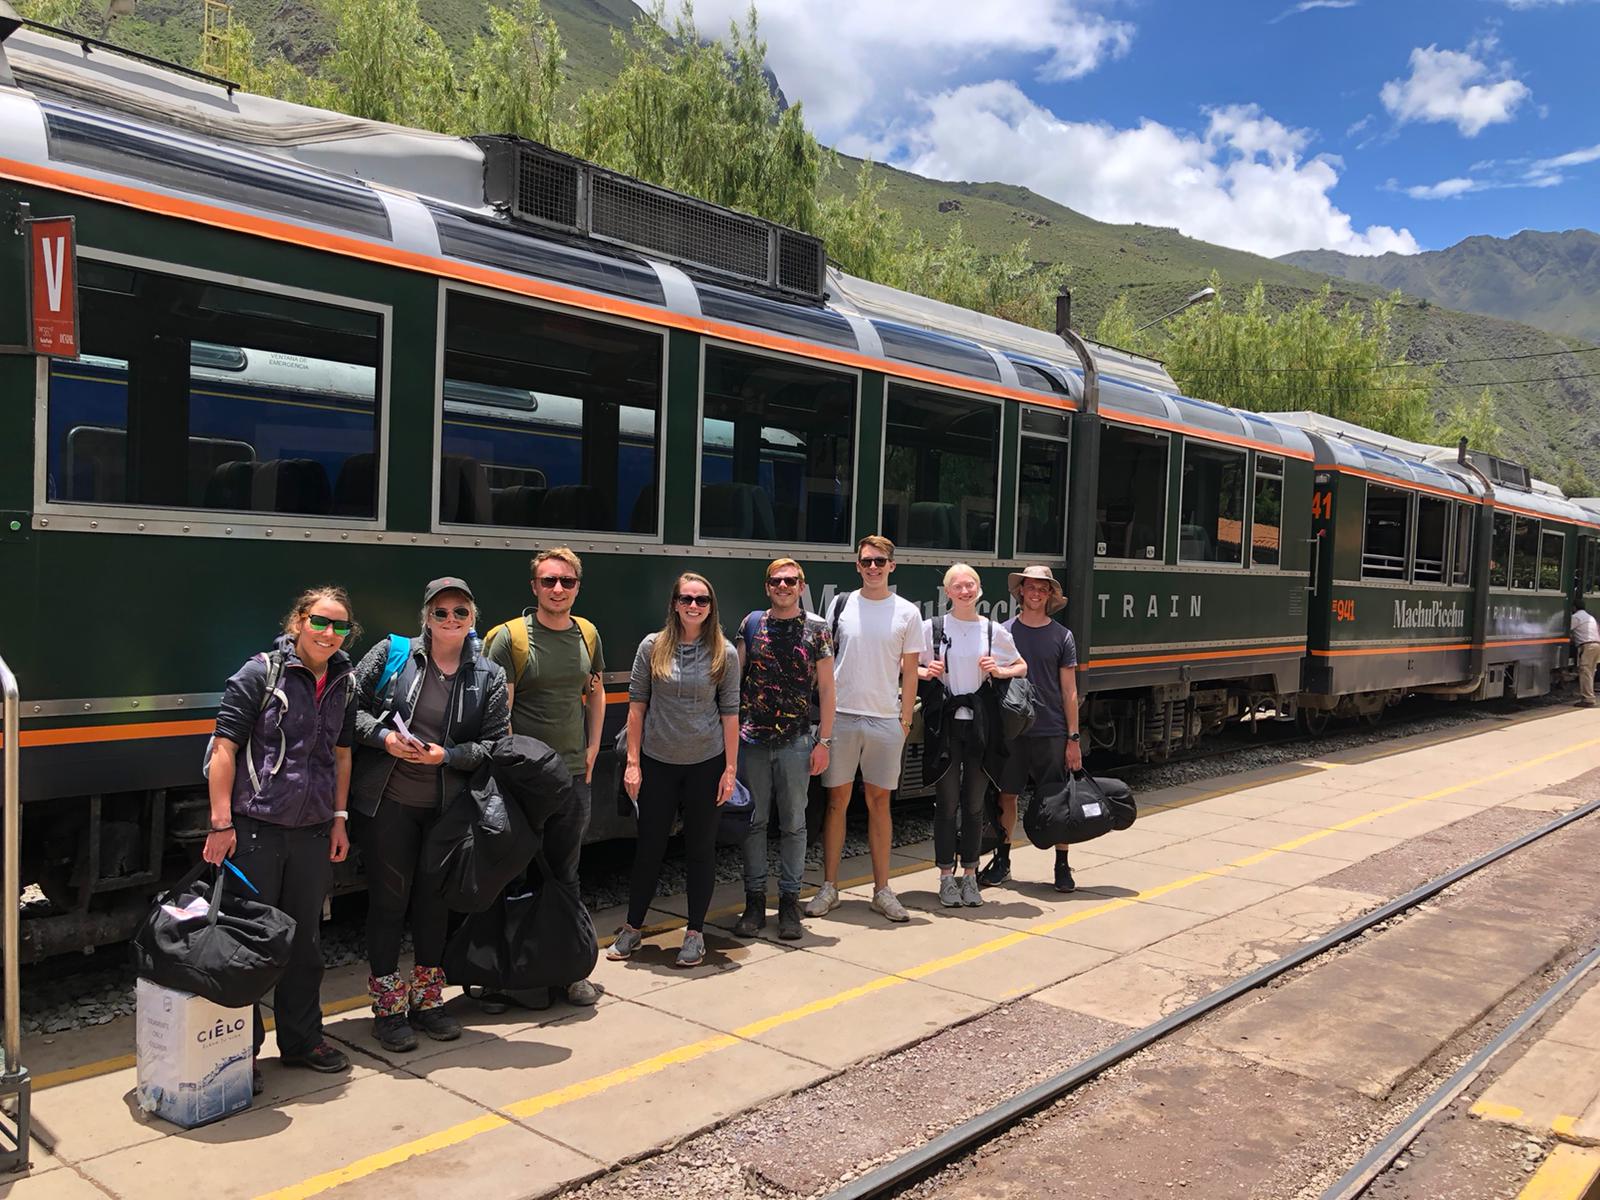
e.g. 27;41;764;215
938;873;962;907
1054;854;1076;893
372;1012;418;1052
676;930;706;968
977;845;1011;888
607;924;644;960
777;894;803;940
410;1007;461;1042
281;1041;350;1074
870;886;910;923
733;891;767;937
804;881;840;917
959;874;983;907
565;979;601;1006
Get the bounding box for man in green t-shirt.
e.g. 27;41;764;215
485;546;606;1007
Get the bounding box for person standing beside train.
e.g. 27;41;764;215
732;558;836;942
609;573;740;968
483;547;606;1009
203;586;360;1093
981;565;1083;893
351;578;509;1052
1573;598;1600;708
807;536;924;924
917;563;1026;908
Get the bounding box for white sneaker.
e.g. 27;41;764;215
804;881;840;917
871;886;910;923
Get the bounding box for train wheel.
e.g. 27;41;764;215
1361;707;1383;728
1297;708;1332;737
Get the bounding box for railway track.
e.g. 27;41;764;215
818;793;1600;1200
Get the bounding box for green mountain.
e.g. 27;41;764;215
1280;230;1600;347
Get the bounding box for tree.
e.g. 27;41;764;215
1438;388;1501;456
897;223;1067;329
1557;456;1596;499
816;160;909;285
12;0;88;28
462;0;566;144
325;0;461;131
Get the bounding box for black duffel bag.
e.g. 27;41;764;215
131;861;296;1008
717;776;754;847
442;855;599;991
422;769;538;914
1024;772;1137;848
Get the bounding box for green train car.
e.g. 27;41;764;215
0;29;1585;956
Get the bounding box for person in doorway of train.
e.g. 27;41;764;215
917;564;1026;908
1572;598;1600;708
609;573;740;968
807;536;925;924
732;558;836;942
204;586;360;1094
351;577;509;1052
482;547;606;1009
984;565;1083;893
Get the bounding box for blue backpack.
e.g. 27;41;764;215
374;634;412;700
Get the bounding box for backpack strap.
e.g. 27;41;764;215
573;616;599;687
829;592;848;647
739;609;764;648
242;650;289;797
375;633;411;698
932;614;947;666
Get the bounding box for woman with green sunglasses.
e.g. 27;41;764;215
205;585;362;1094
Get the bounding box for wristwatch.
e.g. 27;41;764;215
1067;732;1081;742
814;735;833;747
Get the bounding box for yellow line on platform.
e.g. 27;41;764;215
1517;1145;1600;1200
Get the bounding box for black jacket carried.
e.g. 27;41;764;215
919;618;1011;790
350;633;510;818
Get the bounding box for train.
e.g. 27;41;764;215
0;24;1593;958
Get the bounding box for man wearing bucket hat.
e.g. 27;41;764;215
982;565;1083;892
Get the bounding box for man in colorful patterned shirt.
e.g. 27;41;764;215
733;557;836;941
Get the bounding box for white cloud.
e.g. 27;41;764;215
1379;40;1531;136
1270;0;1358;23
661;0;1134;143
1403;177;1484;199
879;83;1418;258
1532;142;1600;170
1499;0;1594;7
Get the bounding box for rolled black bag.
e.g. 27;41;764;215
422;770;537;913
131;861;296;1008
716;776;754;847
442;856;599;991
1023;772;1136;848
491;734;576;831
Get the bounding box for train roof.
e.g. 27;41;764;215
1271;412;1485;499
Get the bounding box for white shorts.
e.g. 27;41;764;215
821;713;907;791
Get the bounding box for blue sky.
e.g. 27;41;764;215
668;0;1599;259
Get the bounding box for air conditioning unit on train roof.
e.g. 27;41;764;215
475;135;826;304
1466;450;1532;492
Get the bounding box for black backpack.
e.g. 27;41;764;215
443;857;599;991
1024;772;1137;848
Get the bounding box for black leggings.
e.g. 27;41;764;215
626;752;724;932
363;800;449;977
935;719;988;869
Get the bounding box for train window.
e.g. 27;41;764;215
698;347;856;545
1451;503;1473;585
46;261;382;518
1584;536;1600;594
1512;516;1540;590
882;384;1001;553
1017;406;1069;557
439;292;663;535
1096;426;1168;561
1414;497;1449;583
1178;441;1245;565
1540;530;1565;592
1251;454;1284;568
1490;513;1512;587
1361;485;1410;580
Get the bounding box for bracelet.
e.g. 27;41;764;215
333;811;349;820
209;823;233;834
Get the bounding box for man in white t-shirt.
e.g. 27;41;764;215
806;535;925;923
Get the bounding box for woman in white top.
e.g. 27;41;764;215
917;563;1027;907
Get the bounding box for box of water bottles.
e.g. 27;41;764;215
135;977;253;1127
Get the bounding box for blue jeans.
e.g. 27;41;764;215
740;735;812;897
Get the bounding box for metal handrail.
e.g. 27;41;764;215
0;651;31;1172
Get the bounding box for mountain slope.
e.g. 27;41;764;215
1280;230;1600;346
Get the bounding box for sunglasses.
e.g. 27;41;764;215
305;615;352;637
767;576;801;588
538;575;578;590
675;594;712;608
430;606;472;621
858;556;890;568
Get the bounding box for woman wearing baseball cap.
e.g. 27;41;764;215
351;578;509;1052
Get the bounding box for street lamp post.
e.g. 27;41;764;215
1131;286;1216;335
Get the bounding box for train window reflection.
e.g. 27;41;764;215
1096;426;1167;561
1178;441;1245;565
1451;503;1473;585
1540;529;1565;592
1018;413;1069;557
1512;516;1540;590
1414;497;1449;583
882;384;1001;553
1490;513;1512;587
47;261;383;518
1361;484;1410;580
439;292;663;535
1251;454;1283;568
698;347;855;545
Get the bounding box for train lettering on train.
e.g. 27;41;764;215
1;27;1598;960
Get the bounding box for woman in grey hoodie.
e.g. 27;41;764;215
610;572;739;968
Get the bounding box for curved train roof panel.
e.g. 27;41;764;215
696;281;858;350
870;318;1001;383
1495;487;1593;523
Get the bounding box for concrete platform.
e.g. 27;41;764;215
1473;978;1600;1144
11;706;1600;1199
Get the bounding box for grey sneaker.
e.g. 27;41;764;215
871;886;910;923
606;925;644;960
959;874;983;907
565;979;601;1006
804;881;841;917
676;930;706;968
938;874;962;907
